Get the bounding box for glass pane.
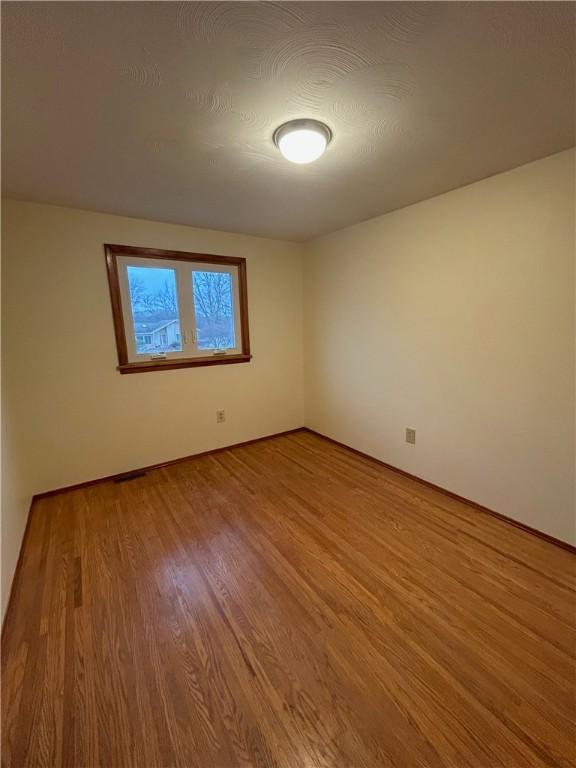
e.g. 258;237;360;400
192;271;236;350
127;266;182;354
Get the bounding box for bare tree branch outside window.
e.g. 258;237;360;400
192;271;235;349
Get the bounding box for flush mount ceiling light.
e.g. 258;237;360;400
273;119;332;164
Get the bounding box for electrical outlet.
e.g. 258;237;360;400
216;409;226;424
406;428;416;445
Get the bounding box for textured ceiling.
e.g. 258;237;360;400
2;2;575;241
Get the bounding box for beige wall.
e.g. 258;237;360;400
1;201;305;616
304;150;575;545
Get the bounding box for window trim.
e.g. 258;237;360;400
104;244;251;374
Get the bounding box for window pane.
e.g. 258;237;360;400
127;266;182;354
192;271;236;350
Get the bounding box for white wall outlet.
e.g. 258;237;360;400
406;428;416;445
216;409;226;424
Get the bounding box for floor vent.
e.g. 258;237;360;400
114;471;147;484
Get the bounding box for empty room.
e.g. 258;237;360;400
1;2;575;766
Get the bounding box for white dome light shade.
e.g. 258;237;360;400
273;119;332;164
278;129;326;164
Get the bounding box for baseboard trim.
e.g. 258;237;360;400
33;427;306;500
302;428;576;555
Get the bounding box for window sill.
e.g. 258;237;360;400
117;354;252;374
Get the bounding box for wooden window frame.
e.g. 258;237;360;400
104;244;251;374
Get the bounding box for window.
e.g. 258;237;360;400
105;244;251;373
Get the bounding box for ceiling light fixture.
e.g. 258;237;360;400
273;119;332;164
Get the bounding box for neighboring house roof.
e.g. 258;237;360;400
151;319;179;334
134;319;179;335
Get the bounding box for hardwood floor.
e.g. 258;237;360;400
2;430;575;767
